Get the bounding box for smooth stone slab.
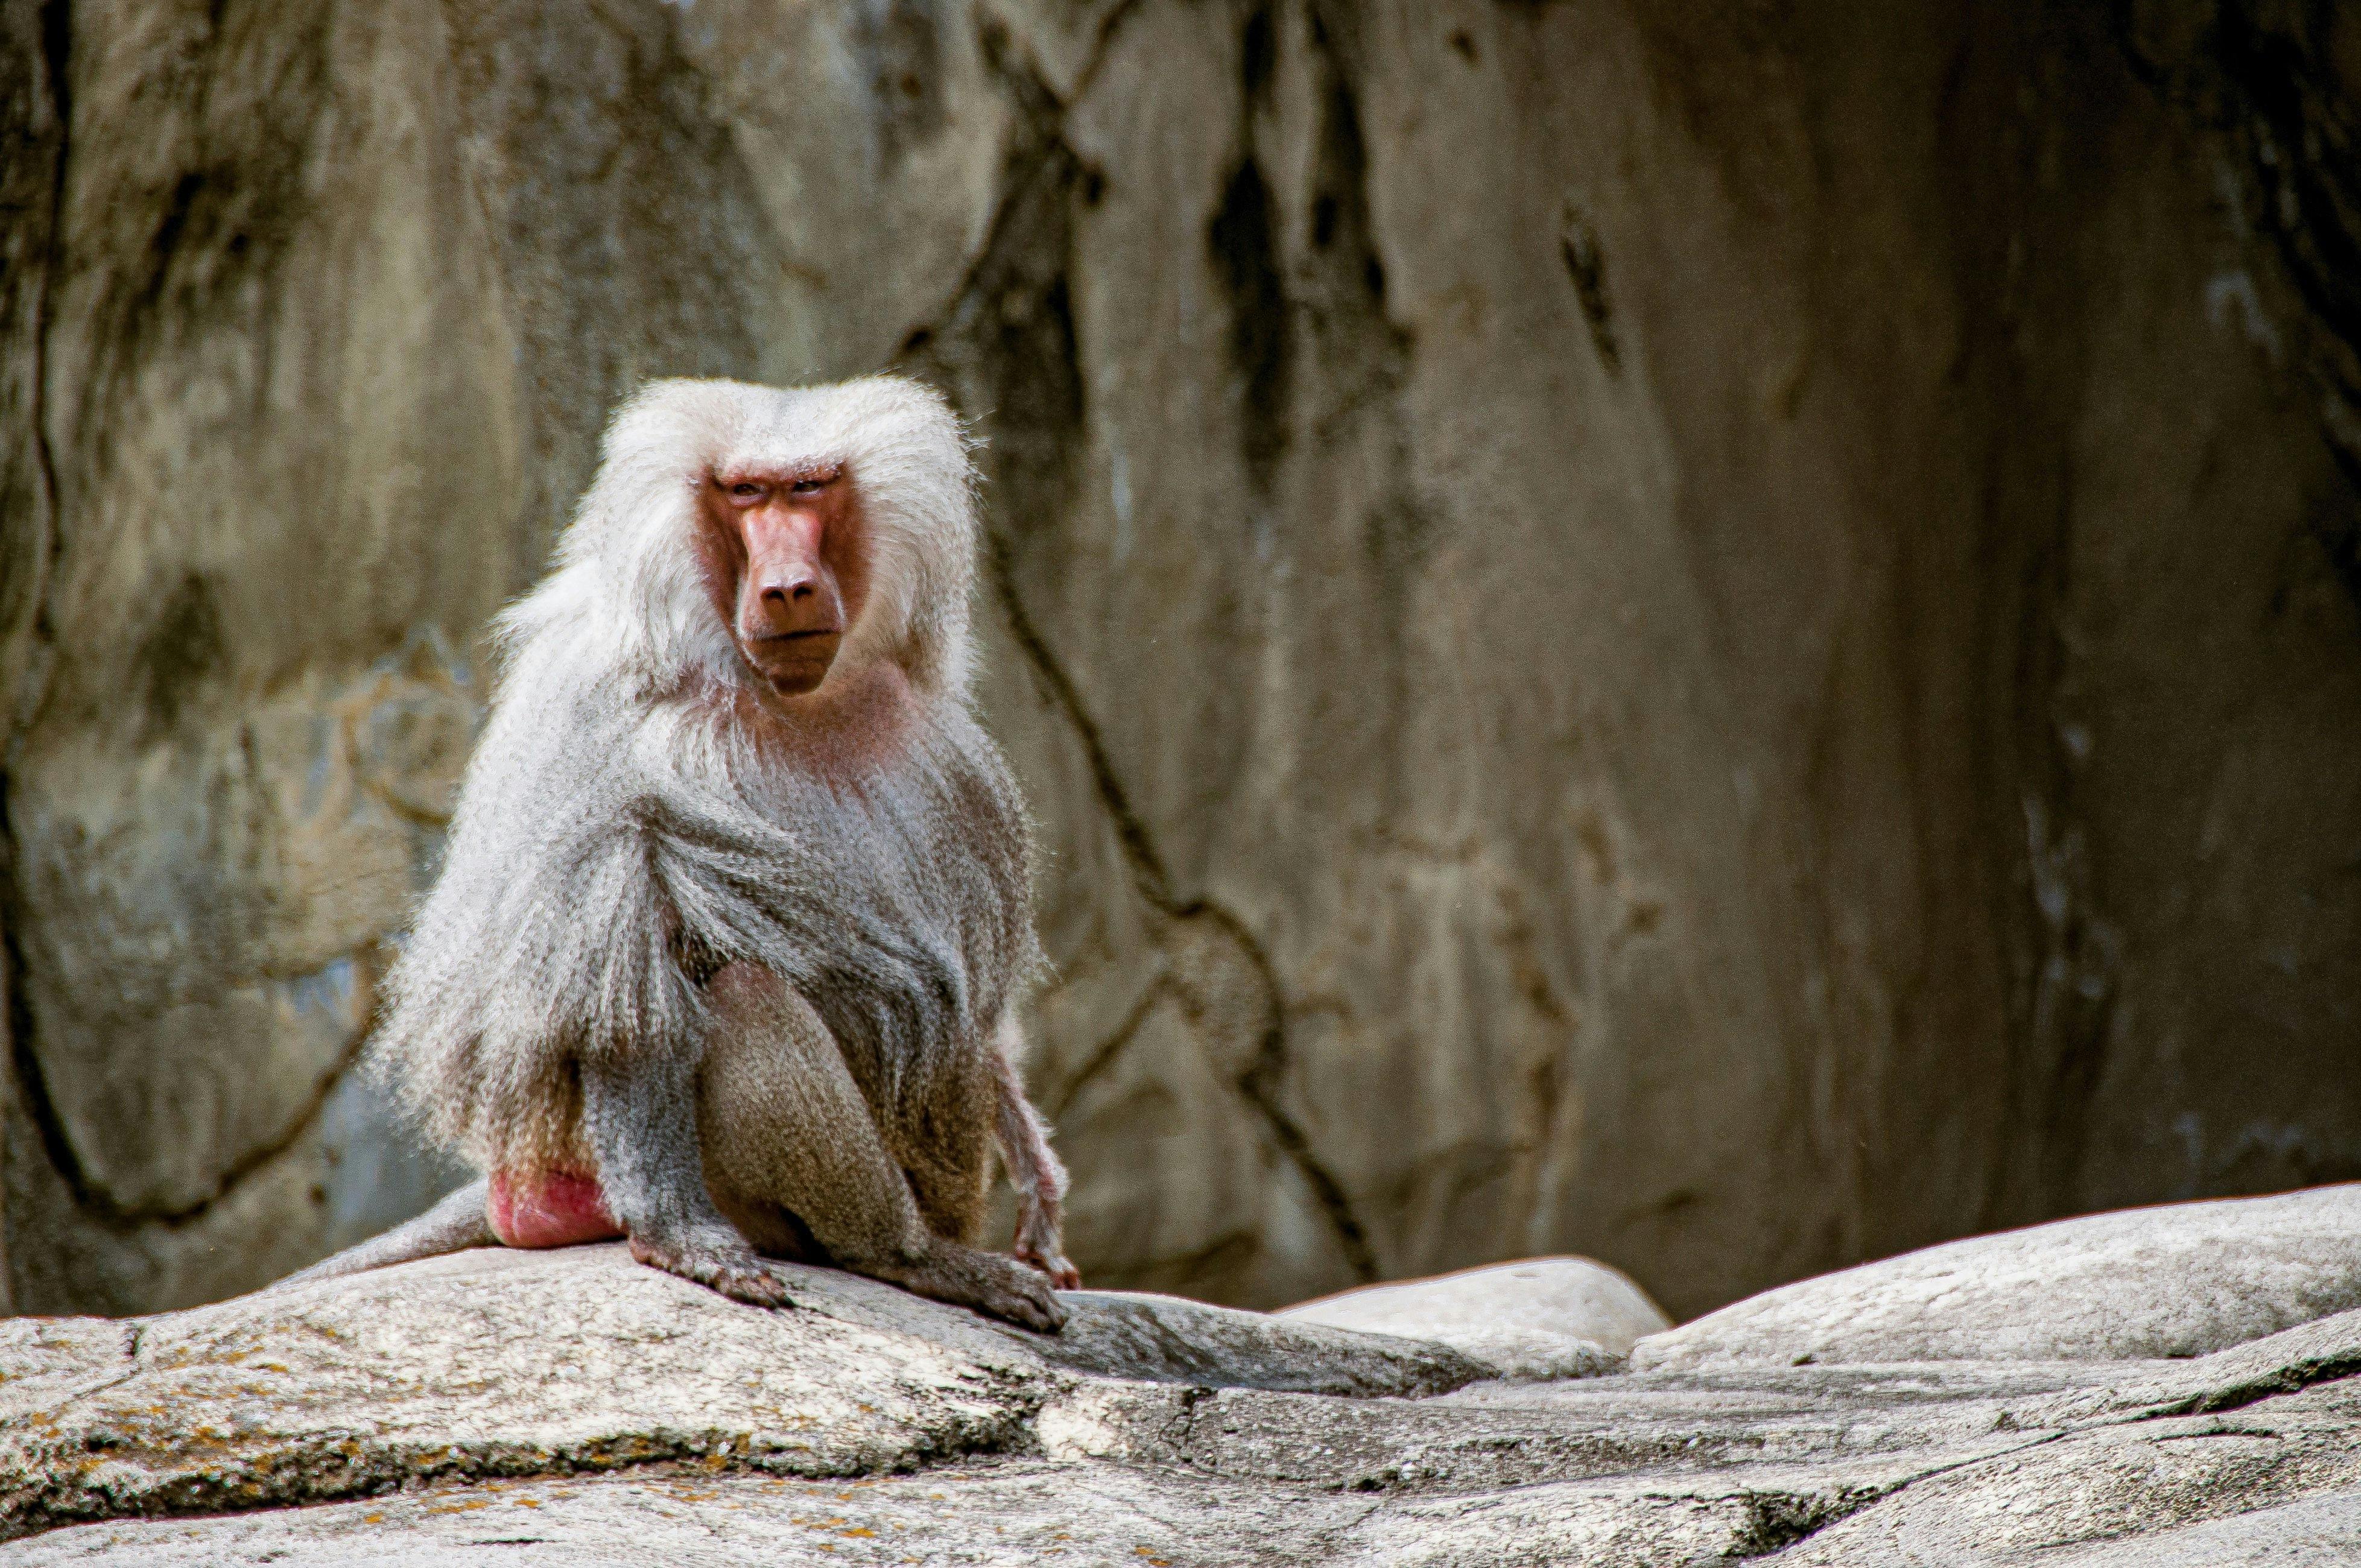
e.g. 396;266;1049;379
1635;1184;2361;1370
1276;1256;1672;1377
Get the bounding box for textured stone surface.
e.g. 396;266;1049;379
7;0;2361;1323
0;1226;2358;1564
0;1247;1484;1543
1278;1254;1669;1376
1635;1183;2361;1371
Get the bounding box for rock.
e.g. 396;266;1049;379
3;1241;2360;1563
0;1245;1481;1544
9;0;2361;1326
1028;1288;1490;1396
1634;1184;2361;1371
1276;1255;1670;1377
1758;1317;2361;1565
2018;1489;2361;1567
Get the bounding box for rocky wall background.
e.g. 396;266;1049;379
2;0;2357;1321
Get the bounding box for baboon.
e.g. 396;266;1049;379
287;377;1077;1331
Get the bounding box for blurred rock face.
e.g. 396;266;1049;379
3;0;2359;1319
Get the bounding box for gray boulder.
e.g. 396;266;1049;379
1277;1255;1670;1377
1634;1183;2361;1371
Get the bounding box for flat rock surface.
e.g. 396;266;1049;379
1635;1184;2361;1371
4;1229;2360;1565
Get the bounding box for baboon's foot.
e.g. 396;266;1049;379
629;1231;793;1308
1015;1236;1082;1292
875;1243;1068;1333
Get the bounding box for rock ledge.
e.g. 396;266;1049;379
5;1189;2360;1564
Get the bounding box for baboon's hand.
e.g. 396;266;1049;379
1013;1206;1080;1291
629;1231;793;1309
972;1256;1068;1333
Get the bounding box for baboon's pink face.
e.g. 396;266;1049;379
694;465;871;696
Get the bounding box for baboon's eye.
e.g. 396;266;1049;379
727;481;767;502
790;475;829;495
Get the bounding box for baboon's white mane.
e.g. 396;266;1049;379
501;375;980;698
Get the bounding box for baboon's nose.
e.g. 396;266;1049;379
750;563;837;637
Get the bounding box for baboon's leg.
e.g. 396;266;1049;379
698;964;1065;1332
271;1178;497;1289
879;1056;994;1245
581;1037;790;1308
989;1013;1081;1289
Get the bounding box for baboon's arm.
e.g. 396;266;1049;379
694;964;1066;1332
582;1045;791;1307
990;1014;1080;1290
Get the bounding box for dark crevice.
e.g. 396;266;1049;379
1215;903;1378;1282
1731;1434;2071;1559
4;0;72;1278
2323;443;2361;611
1240;4;1275;107
1296;21;1412;442
1;792;75;1200
1309;58;1389;317
898;17;1380;1284
13;0;67;706
1728;1483;1894;1558
1209;156;1291;491
2140;1346;2361;1419
986;529;1378;1282
2112;2;2361;616
1559;205;1621;375
2;944;381;1231
1209;4;1294;492
984;534;1171;909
